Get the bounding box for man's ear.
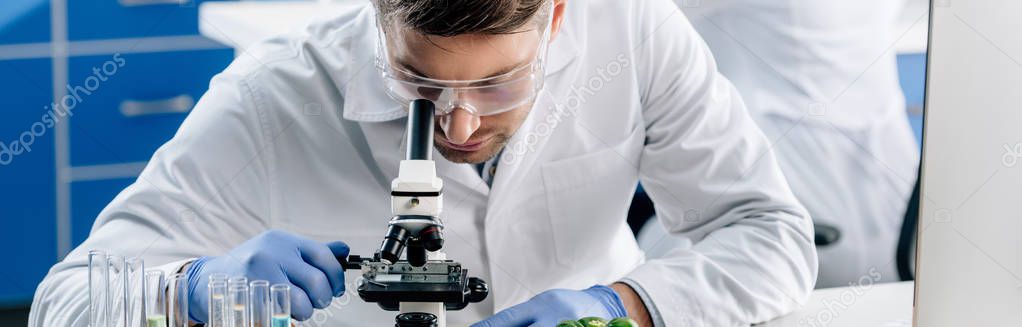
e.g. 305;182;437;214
549;0;568;43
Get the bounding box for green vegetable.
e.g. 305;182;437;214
578;317;608;327
608;317;638;327
557;320;585;327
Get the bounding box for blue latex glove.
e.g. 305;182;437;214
472;285;628;327
185;230;349;322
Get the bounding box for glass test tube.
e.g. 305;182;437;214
228;283;250;327
167;273;189;327
209;273;229;327
89;250;110;327
125;257;145;327
270;284;291;327
145;271;167;327
249;280;271;327
209;273;229;284
107;255;127;327
208;280;228;327
228;276;248;288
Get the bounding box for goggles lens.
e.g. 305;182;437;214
381;67;542;116
376;4;553;116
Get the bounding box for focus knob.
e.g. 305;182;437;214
466;277;489;303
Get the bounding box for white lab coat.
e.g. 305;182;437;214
30;0;816;325
658;0;920;288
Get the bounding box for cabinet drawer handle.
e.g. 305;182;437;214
118;0;191;7
119;95;195;117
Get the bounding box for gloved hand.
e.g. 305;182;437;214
471;285;628;327
185;230;349;322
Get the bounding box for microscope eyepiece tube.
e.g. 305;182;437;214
406;99;436;161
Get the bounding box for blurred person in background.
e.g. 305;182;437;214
640;0;919;288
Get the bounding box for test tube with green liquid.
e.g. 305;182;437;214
144;270;167;327
270;284;291;327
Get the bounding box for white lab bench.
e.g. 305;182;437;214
197;2;922;326
757;282;914;327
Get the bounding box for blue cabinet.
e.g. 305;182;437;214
0;0;51;45
0;58;57;305
0;0;234;306
68;0;211;41
69;49;232;166
897;53;927;107
71;178;136;247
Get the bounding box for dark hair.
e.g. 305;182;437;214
373;0;549;36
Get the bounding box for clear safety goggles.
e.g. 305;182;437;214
375;6;553;117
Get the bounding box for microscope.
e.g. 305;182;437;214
341;99;489;327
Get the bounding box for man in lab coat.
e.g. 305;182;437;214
30;0;817;326
641;0;919;288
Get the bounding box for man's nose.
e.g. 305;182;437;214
440;107;481;145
